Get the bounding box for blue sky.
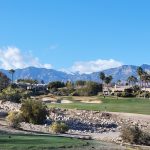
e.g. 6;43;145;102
0;0;150;73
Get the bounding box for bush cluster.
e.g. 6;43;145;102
121;124;150;146
138;91;150;98
48;80;102;96
48;81;65;89
20;99;48;124
116;92;135;97
50;122;69;133
7;111;23;128
0;86;31;103
72;81;102;96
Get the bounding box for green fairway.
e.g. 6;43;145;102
0;134;87;150
48;97;150;115
0;134;132;150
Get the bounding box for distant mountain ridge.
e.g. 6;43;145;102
0;64;150;83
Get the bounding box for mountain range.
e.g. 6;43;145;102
0;64;150;83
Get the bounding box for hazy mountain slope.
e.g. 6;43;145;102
90;65;138;82
0;65;150;83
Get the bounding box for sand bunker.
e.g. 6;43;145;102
70;96;102;104
81;100;101;103
42;97;57;101
61;100;73;103
42;97;57;103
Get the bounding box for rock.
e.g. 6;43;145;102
48;108;119;134
0;109;8;117
0;100;21;111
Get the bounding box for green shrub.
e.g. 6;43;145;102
121;92;135;97
124;88;133;93
132;85;141;93
75;81;102;96
50;122;69;133
116;91;135;97
75;80;86;87
138;91;150;98
20;99;48;124
70;91;79;96
0;72;10;91
48;81;65;89
6;111;23;128
121;124;150;146
56;88;75;96
0;86;31;103
17;79;38;84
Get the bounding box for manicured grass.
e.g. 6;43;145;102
48;96;150;115
0;134;132;150
0;134;87;150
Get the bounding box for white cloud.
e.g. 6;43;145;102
0;47;52;69
63;59;123;74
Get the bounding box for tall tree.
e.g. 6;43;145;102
75;80;86;87
100;72;105;83
41;80;45;84
99;72;105;94
9;69;15;84
104;75;113;96
0;72;10;91
127;76;138;87
141;72;150;98
117;80;121;85
137;67;144;88
104;75;113;86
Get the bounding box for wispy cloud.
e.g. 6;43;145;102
61;59;123;74
0;47;123;74
0;47;52;69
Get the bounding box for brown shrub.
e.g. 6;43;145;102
121;124;150;146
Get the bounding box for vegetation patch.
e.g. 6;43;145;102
48;96;150;115
6;111;23;128
20;99;48;124
50;122;69;133
121;124;150;146
0;134;87;150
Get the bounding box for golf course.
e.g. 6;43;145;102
48;96;150;115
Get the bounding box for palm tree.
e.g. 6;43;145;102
104;75;113;95
106;75;112;84
137;67;144;88
0;72;10;91
104;75;113;85
100;72;105;83
99;72;105;93
141;72;150;98
127;76;138;87
117;80;121;86
9;69;15;84
109;75;113;83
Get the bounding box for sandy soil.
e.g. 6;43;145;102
81;100;101;103
61;100;73;103
40;95;102;104
70;96;100;101
110;112;150;122
67;96;102;103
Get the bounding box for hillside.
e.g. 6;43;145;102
0;64;149;83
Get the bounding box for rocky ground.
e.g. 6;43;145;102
0;100;150;146
0;100;21;111
49;108;119;134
